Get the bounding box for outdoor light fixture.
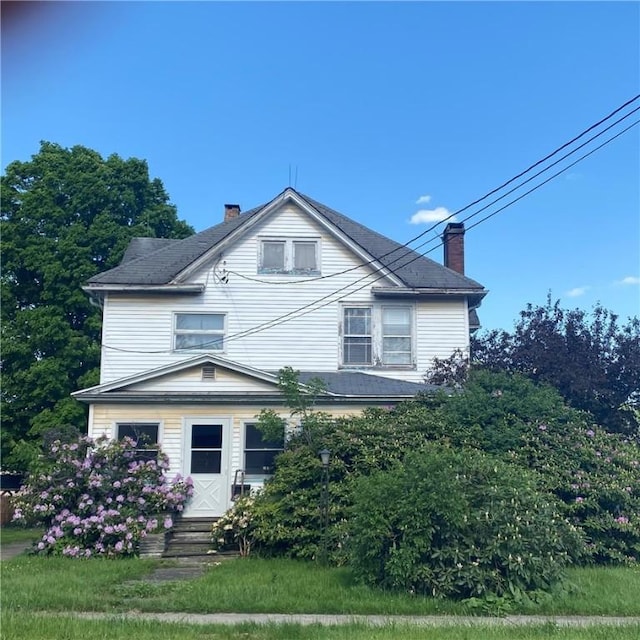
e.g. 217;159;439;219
318;448;331;565
319;448;331;468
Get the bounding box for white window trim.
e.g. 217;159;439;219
114;421;164;457
340;303;415;369
257;237;321;276
241;421;285;479
173;312;226;352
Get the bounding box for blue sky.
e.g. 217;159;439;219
2;1;639;331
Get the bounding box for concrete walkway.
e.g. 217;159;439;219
5;547;640;628
41;611;640;627
0;542;31;561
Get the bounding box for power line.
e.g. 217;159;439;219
221;118;640;347
224;95;640;287
100;116;639;355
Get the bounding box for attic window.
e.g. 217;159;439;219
258;239;320;275
202;365;217;380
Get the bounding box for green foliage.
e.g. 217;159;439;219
434;371;640;564
211;495;258;557
349;444;584;600
471;298;640;434
1;142;193;471
248;368;640;569
12;435;193;557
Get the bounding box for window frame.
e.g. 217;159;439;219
115;422;161;461
342;306;373;366
258;237;320;276
173;312;226;352
340;304;415;369
243;422;285;477
381;305;413;366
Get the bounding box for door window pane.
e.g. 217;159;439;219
191;424;222;449
191;450;221;474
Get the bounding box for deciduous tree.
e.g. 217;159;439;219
1;142;193;470
471;297;640;434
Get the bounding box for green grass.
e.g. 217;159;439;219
0;526;42;546
1;614;639;640
2;556;640;617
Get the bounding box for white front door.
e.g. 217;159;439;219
182;418;231;518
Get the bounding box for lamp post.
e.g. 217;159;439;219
319;448;330;565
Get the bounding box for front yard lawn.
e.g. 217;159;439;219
2;556;640;617
0;526;42;546
2;613;639;640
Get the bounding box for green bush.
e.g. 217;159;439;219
246;368;640;567
434;371;640;564
348;444;584;600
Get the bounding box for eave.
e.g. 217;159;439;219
372;286;488;307
82;284;205;295
73;391;422;405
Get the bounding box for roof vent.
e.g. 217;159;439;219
202;365;217;380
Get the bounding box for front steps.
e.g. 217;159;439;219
163;517;239;561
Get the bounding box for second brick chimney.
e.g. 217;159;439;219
224;203;241;222
442;222;465;274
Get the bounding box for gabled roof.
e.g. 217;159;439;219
86;189;485;296
72;354;436;403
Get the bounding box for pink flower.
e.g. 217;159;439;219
163;516;173;530
575;497;584;503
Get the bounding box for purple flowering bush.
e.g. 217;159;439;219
12;436;193;557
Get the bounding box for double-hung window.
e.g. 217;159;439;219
259;238;319;275
244;423;284;475
174;313;225;351
342;305;413;367
382;307;412;365
116;422;159;461
343;307;373;365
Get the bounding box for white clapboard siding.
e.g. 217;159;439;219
98;203;470;385
90;403;366;480
126;365;277;393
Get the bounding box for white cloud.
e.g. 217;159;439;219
566;286;590;298
410;207;455;224
415;194;432;205
616;276;640;286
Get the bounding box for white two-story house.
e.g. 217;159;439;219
73;188;487;518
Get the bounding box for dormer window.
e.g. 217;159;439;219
259;238;319;275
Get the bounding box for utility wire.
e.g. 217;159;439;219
101;116;639;354
224;95;640;286
220;118;640;346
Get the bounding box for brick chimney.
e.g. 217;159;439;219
224;204;241;222
442;222;465;274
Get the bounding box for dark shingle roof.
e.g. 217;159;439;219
87;189;484;291
300;193;483;290
121;238;179;263
297;371;438;396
